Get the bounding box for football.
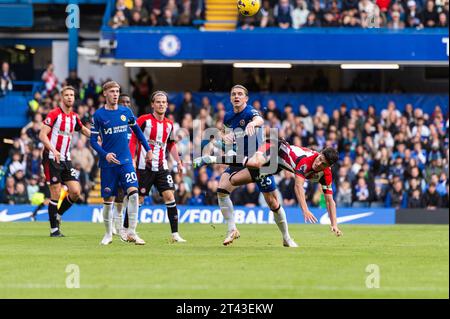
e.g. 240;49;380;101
237;0;261;17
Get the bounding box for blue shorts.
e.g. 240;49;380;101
100;163;138;198
224;167;277;193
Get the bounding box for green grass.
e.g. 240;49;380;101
0;223;448;299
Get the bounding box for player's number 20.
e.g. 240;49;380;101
126;172;138;183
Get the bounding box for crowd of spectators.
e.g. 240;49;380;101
239;0;449;29
0;70;448;209
109;0;205;28
106;0;449;30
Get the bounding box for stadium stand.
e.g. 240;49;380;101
0;76;448;208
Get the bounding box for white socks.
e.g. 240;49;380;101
113;202;123;231
273;206;291;241
218;194;236;232
102;202;113;236
127;192;139;235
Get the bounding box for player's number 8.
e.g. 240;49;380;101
167;175;174;185
126;172;137;183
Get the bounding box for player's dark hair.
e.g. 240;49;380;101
322;147;339;166
151;90;169;103
231;85;249;96
119;93;130;99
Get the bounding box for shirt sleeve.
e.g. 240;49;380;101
320;168;334;195
89;113;108;158
43;111;57;128
127;108;137;127
75;114;83;132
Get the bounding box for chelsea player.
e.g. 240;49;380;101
90;81;152;245
195;85;297;247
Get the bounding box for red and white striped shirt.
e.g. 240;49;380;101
261;142;334;195
43;107;83;161
129;113;175;171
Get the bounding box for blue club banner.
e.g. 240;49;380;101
110;27;449;64
0;205;395;225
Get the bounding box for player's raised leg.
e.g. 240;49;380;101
218;170;239;246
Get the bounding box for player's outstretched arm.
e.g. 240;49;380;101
39;125;61;163
81;125;91;138
294;174;318;224
246;116;264;136
324;194;343;237
130;124;151;153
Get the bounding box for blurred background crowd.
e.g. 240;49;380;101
0;66;448;209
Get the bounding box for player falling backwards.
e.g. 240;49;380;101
196;85;298;247
90;81;152;245
39;85;91;237
129;91;186;243
196;138;343;237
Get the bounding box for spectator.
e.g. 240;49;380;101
437;11;448;26
279;171;296;206
292;0;310;28
336;180;353;207
41;63;59;97
405;0;422;27
12;182;29;204
353;177;372;207
408;189;423;208
158;8;176;26
1;61;15;95
26;148;42;179
421;0;439;27
175;182;191;205
130;68;153;116
422;182;441;209
27;175;40;202
274;0;294;28
2;177;15;204
178;0;195;26
180;91;199;119
304;11;322;26
188;185;205;206
237;183;260;207
260;0;276;27
132;0;149;24
387;10;406;28
65;70;82;93
130;11;147;25
386;180;407;209
108;10;129;29
9;152;26;176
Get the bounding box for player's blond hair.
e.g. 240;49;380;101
151;90;169;103
60;85;76;95
102;80;121;92
230;85;248;96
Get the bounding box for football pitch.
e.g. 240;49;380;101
0;223;448;299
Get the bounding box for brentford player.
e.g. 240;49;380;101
39;86;91;237
129;91;186;243
195;138;343;237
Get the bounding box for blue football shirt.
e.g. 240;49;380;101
91;105;137;168
224;104;263;157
